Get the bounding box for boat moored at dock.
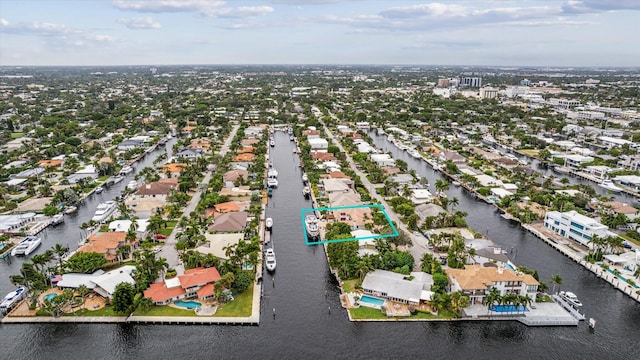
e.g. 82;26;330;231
91;201;117;223
265;248;276;272
11;236;42;257
266;217;273;231
305;214;320;240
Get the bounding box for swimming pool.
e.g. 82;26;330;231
43;293;58;302
360;295;385;307
174;300;202;309
606;268;639;289
491;304;528;313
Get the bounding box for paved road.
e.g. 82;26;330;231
158;124;241;273
321;120;432;268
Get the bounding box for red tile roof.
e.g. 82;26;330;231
178;267;221;289
197;283;215;298
143;282;186;303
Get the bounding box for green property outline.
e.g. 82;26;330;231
300;203;399;245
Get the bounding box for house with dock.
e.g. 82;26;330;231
445;265;539;305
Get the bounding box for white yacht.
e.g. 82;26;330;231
302;173;308;183
95;186;104;194
119;165;134;175
270;139;275;147
268;169;278;179
408;149;421;159
289;135;294;141
266;217;273;231
50;213;64;226
265;248;276;272
598;179;622;193
559;291;583;307
305;214;320;240
112;175;124;184
127;180;138;191
11;236;42;256
64;205;77;215
91;201;117;223
0;286;27;312
267;178;279;188
303;186;311;199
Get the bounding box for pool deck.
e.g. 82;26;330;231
463;302;580;326
2;282;262;325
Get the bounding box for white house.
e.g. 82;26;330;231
446;265;538;305
308;137;329;150
370;154;395;167
544;210;611;247
410;189;433;204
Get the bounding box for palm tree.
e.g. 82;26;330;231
551;274;563;295
51;243;68;272
76;284;90;307
449;197;459;209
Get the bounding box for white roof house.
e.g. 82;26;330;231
308;137;329;150
92;265;136;298
108;219;149;233
357;142;376;153
410;189;433;204
361;270;433;305
490;188;513;199
370;154;395;167
475;174;501;187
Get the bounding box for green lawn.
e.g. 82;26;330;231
342;279;359;293
214;283;253;317
133;305;197;317
157;220;178;236
349;307;455;320
64;305;119;317
618;233;640;246
10;132;24;138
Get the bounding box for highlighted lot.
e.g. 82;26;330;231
301;204;399;245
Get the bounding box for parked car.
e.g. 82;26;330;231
154;234;167;240
623;241;632;249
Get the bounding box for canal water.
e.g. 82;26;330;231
0;131;637;359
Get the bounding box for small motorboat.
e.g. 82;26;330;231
303;186;311;199
265;248;276;272
95;186;104;194
559;291;583;307
302;173;308;184
266;217;273;231
267;178;278;188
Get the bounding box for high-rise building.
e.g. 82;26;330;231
479;87;498;99
459;76;482;88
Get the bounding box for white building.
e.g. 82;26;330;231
544;210;610;247
479;87;498;99
308;137;329;150
370;154;395;167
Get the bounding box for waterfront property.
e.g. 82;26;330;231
361;269;434;306
445;265;539;305
543;210;612;247
144;267;221;305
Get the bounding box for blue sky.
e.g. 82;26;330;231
1;0;638;66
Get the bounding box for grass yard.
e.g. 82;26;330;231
64;306;119;317
214;283;253;317
157;220;178;236
342;279;359;294
133;305;197;317
11;132;24;138
349;307;456;320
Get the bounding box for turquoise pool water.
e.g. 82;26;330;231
606;268;639;289
360;295;385;306
491;304;528;313
174;300;202;309
43;293;58;302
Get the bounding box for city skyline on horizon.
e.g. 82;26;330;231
1;1;639;67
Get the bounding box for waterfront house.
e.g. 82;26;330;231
361;270;433;305
57;266;136;299
144;266;221;305
195;233;245;259
410;189;433;204
308;137;329;150
223;170;249;188
208;211;248;233
544;210;611;247
445;265;539;305
322;178;351;194
232;153;255;162
162;163;186;177
118;138;147;151
312;152;337;161
176;148;204;160
77;231;139;262
414;203;446;221
370;154;395;167
218;186;253;201
135;180;177;200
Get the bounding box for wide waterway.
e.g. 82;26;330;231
0;131;638;359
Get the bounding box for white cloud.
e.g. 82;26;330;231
0;19;115;48
117;17;161;29
112;0;273;19
111;0;224;13
205;6;274;18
